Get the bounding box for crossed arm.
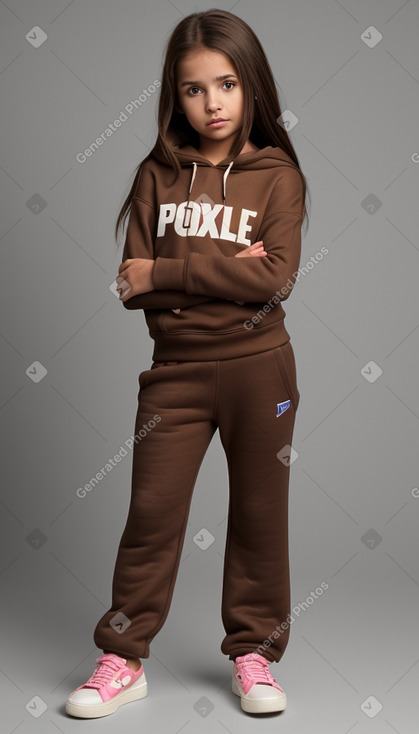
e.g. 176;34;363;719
116;166;304;309
117;241;267;309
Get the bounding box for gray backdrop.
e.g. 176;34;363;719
1;0;418;732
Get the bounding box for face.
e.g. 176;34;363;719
176;48;244;150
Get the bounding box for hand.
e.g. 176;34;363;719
233;240;267;304
234;241;267;259
116;258;155;301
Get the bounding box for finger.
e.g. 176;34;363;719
117;277;131;298
247;246;263;253
235;244;263;257
118;260;130;274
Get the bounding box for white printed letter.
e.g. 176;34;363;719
237;209;257;245
157;203;176;237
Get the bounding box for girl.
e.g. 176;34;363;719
66;8;309;719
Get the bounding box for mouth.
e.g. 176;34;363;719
207;118;228;127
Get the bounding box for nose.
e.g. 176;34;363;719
206;89;222;112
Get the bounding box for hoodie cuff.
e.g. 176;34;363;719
152;257;186;291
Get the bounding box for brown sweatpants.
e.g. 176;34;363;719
93;340;300;664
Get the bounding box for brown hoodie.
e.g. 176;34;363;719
121;134;305;362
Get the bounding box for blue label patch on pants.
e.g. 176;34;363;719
276;400;291;417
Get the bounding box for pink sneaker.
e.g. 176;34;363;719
232;652;286;714
65;653;147;718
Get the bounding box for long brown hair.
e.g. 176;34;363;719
115;8;310;247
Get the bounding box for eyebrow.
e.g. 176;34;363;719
179;74;238;88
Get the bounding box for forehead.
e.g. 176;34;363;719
177;48;237;82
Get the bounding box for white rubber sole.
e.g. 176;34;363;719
65;673;148;719
232;676;286;714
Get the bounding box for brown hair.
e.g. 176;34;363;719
115;8;310;247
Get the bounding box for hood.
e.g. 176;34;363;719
150;129;297;207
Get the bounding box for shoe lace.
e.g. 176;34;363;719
238;654;276;686
84;655;124;689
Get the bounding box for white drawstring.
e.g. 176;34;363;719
184;161;197;230
223;161;234;203
184;159;234;230
188;161;198;201
187;160;234;206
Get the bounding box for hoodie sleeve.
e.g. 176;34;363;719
152;166;304;303
121;188;220;311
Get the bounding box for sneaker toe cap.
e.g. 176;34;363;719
248;684;286;701
68;688;102;705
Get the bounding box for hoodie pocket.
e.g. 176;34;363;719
272;341;300;412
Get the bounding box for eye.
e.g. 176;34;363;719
186;81;237;96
